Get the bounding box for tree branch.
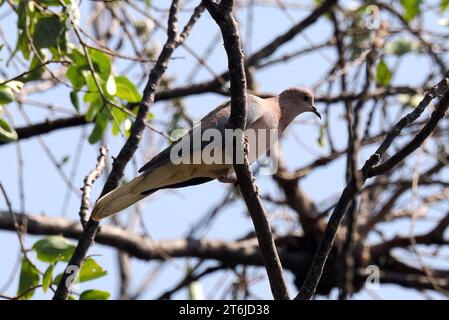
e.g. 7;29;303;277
79;146;108;227
0;212;308;270
295;72;449;300
203;0;289;300
53;0;204;300
1;211;448;295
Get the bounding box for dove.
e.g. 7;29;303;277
91;87;320;220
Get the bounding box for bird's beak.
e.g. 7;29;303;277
311;106;321;119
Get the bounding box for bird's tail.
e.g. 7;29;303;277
91;175;146;221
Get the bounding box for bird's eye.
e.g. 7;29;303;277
304;95;309;102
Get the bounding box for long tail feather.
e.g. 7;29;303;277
91;175;145;221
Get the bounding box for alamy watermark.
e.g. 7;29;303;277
168;126;280;175
365;5;380;30
64;265;80;292
365;265;380;290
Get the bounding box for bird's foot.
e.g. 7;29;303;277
252;177;260;196
218;174;238;184
243;134;249;157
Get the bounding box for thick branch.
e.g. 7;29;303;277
12;115;88;142
2;212;449;295
0;212;308;270
370;210;449;258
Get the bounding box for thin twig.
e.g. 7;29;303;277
79;146;108;227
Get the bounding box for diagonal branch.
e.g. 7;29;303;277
79;146;108;227
296;72;449;300
52;0;204;300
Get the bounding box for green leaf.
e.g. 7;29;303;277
88;111;108;144
33;15;63;49
17;0;27;30
66;65;86;90
86;73;100;92
42;264;54;293
15;32;30;61
123;118;133;137
41;0;69;6
53;258;106;286
111;107;127;136
25;53;46;81
79;289;110;300
441;0;449;12
88;48;111;81
85;95;103;121
401;0;421;22
188;281;204;300
5;81;24;93
376;59;392;87
398;94;422;108
58;155;70;167
52;273;62;285
0;119;18;143
0;86;14;105
70;91;80;111
84;91;100;103
78;258;107;282
33;235;76;263
438;18;449;26
18;257;40;300
70;47;86;65
105;75;116;96
115;76;142;102
386;39;416;57
317;126;325;148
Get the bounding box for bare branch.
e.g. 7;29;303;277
296;72;449;300
53;0;203;300
0;212;308;269
79;146;108;227
203;0;289;300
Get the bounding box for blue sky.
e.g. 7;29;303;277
0;0;448;299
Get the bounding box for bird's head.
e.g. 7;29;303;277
279;87;321;119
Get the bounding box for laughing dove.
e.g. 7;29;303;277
91;87;320;220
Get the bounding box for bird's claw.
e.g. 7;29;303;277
218;175;238;184
243;134;249;157
254;184;260;196
251;177;260;196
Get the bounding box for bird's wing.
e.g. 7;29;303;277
138;95;266;175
